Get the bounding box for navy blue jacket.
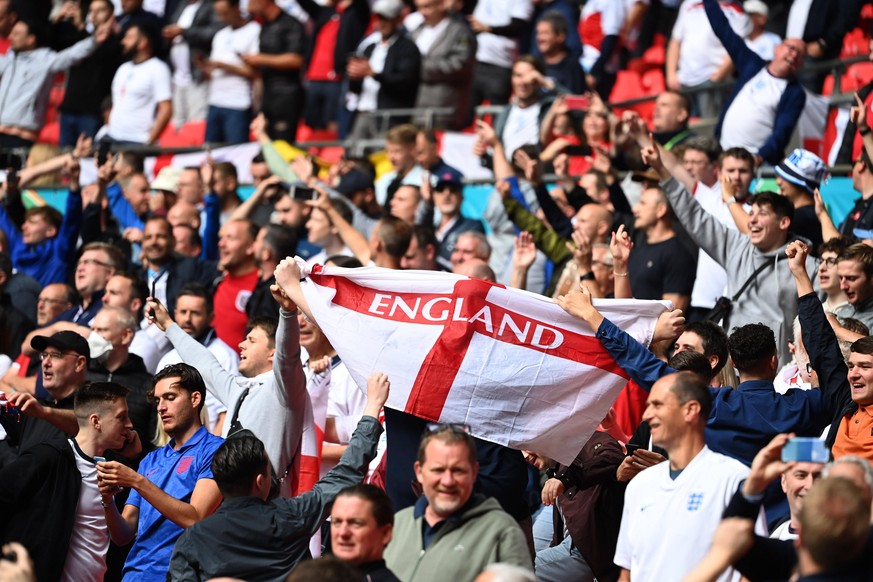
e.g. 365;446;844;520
596;317;834;466
704;0;806;164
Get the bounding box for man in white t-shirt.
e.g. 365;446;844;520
204;0;261;144
769;461;823;540
468;0;533;114
614;372;761;582
666;0;751;119
107;22;173;145
0;382;135;581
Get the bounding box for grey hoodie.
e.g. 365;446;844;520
662;176;815;366
0;37;96;132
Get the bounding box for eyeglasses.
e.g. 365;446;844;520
818;257;839;267
77;258;112;269
39;351;80;362
424;422;470;435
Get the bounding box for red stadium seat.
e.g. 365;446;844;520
38;121;59;145
642;45;665;69
609;70;643;105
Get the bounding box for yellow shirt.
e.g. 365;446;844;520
831;405;873;462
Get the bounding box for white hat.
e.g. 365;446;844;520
150;166;183;192
372;0;404;19
743;0;768;16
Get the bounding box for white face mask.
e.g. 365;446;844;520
87;331;113;364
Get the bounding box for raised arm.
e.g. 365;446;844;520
555;286;675;391
270;265;307;457
702;0;760;68
642;143;737;266
146;298;240;406
308;187;370;264
283;371;388;535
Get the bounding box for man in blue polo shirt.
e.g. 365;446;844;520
96;363;224;582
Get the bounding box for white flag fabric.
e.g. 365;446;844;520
298;260;668;465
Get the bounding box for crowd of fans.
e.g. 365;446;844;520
2;0;873;581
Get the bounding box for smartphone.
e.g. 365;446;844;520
565;95;590;111
94;456;106;464
781;437;828;463
625;444;641;456
97;142;111;166
563;145;588;156
290;185;317;201
148;280;157;319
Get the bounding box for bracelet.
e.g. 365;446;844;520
725;196;737;205
579;272;596;282
613;271;628;277
861;127;871;137
101;498;114;508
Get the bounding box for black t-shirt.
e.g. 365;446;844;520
840;195;873;239
791;205;822;253
259;11;306;93
627;235;697;300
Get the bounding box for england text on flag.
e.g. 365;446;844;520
298;261;668;465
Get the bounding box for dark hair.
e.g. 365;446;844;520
683;136;722;163
19;18;47;47
128;22;160;55
214;161;238;182
417;128;438;147
514;54;546;78
24;206;63;231
668;371;713;419
850;336;873;356
751;191;795;223
668;350;713;383
252;152;266;164
115;270;149;320
118;151;145;174
247;316;278;349
0;252;11;280
75;381;129;417
145;215;174;237
729;323;777;373
325;255;364;268
325;198;354;227
683;321;730;375
375;216;413;259
227;218;259;243
840;317;869;337
151;363;207;413
335;484;395;527
719;147;755;169
174;224;202;251
417;426;477;466
539;10;568;38
260;224;297;262
583;169;609;192
212;433;269;498
819;237;850;257
410;224;438;253
177;283;214;315
286;556;364;582
664;90;692;115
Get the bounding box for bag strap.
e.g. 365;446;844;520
226;386;251;437
731;260;773;303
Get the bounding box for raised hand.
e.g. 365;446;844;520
513;231;537;271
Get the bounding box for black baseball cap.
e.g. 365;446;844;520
31;331;90;362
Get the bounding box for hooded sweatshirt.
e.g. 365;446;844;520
384;494;532;582
661;177;815;366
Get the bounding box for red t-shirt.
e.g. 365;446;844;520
213;269;260;352
306;9;344;81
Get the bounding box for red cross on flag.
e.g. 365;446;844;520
299;262;668;465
